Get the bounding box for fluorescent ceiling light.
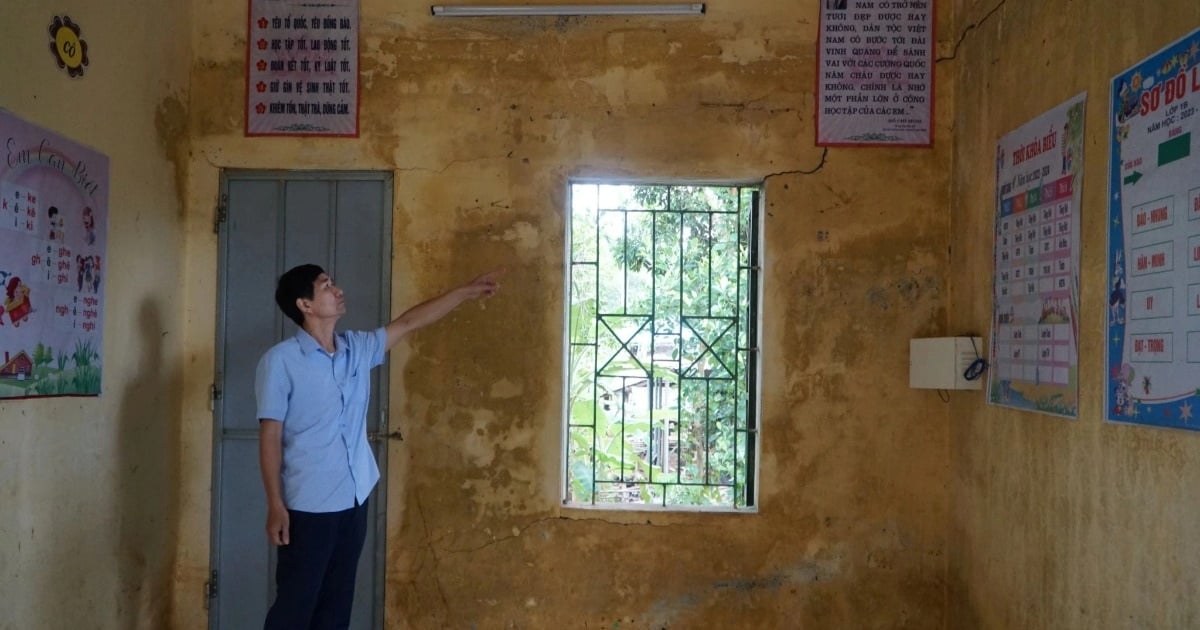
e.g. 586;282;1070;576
431;4;705;17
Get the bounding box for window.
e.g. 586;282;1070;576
564;182;761;510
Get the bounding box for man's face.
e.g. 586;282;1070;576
300;273;345;321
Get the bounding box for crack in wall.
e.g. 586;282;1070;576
763;146;829;180
440;514;708;554
699;94;772;110
395;153;515;175
414;490;451;615
937;0;1007;63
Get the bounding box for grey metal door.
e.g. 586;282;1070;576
210;171;392;629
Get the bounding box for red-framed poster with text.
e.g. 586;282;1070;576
816;0;935;147
246;0;360;137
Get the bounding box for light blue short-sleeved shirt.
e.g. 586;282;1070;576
255;327;387;513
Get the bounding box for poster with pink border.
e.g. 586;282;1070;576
0;110;108;399
246;0;360;136
816;0;935;147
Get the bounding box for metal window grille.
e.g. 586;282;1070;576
565;182;761;510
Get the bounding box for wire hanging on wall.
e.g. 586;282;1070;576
962;336;988;382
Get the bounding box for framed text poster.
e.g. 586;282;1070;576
246;0;359;136
816;0;934;147
0;110;108;399
1106;28;1200;429
987;93;1087;418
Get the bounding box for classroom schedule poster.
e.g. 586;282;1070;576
816;0;934;146
246;0;359;136
988;93;1087;418
0;110;108;399
1107;28;1200;430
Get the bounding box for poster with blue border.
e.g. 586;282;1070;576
987;94;1086;418
1107;28;1200;429
0;110;108;399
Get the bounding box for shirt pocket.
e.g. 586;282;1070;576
288;367;342;427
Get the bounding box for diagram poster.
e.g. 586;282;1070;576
987;94;1087;418
816;0;934;147
0;110;108;399
1107;28;1200;430
246;0;359;136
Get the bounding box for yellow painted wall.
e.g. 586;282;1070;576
0;0;958;628
949;1;1200;628
8;0;1200;627
175;0;954;628
0;2;190;629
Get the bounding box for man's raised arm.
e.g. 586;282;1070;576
384;270;502;350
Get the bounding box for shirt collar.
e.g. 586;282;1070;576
293;327;343;356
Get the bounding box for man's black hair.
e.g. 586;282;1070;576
275;264;325;327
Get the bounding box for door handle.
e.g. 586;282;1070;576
368;429;404;443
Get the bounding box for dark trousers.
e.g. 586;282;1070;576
264;500;369;630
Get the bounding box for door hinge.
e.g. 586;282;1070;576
210;383;222;411
213;194;229;234
204;569;218;608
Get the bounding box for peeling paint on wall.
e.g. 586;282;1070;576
172;1;957;628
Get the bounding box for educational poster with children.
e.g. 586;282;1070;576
1106;28;1200;430
987;94;1086;418
0;110;107;399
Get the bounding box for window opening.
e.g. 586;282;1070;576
565;182;761;510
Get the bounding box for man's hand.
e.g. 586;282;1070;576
384;268;505;349
266;501;290;546
462;269;503;300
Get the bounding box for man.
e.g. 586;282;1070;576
256;263;501;629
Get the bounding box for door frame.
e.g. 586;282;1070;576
208;169;393;628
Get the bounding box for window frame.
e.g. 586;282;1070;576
560;178;764;513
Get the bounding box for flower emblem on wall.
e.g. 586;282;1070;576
48;16;89;78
